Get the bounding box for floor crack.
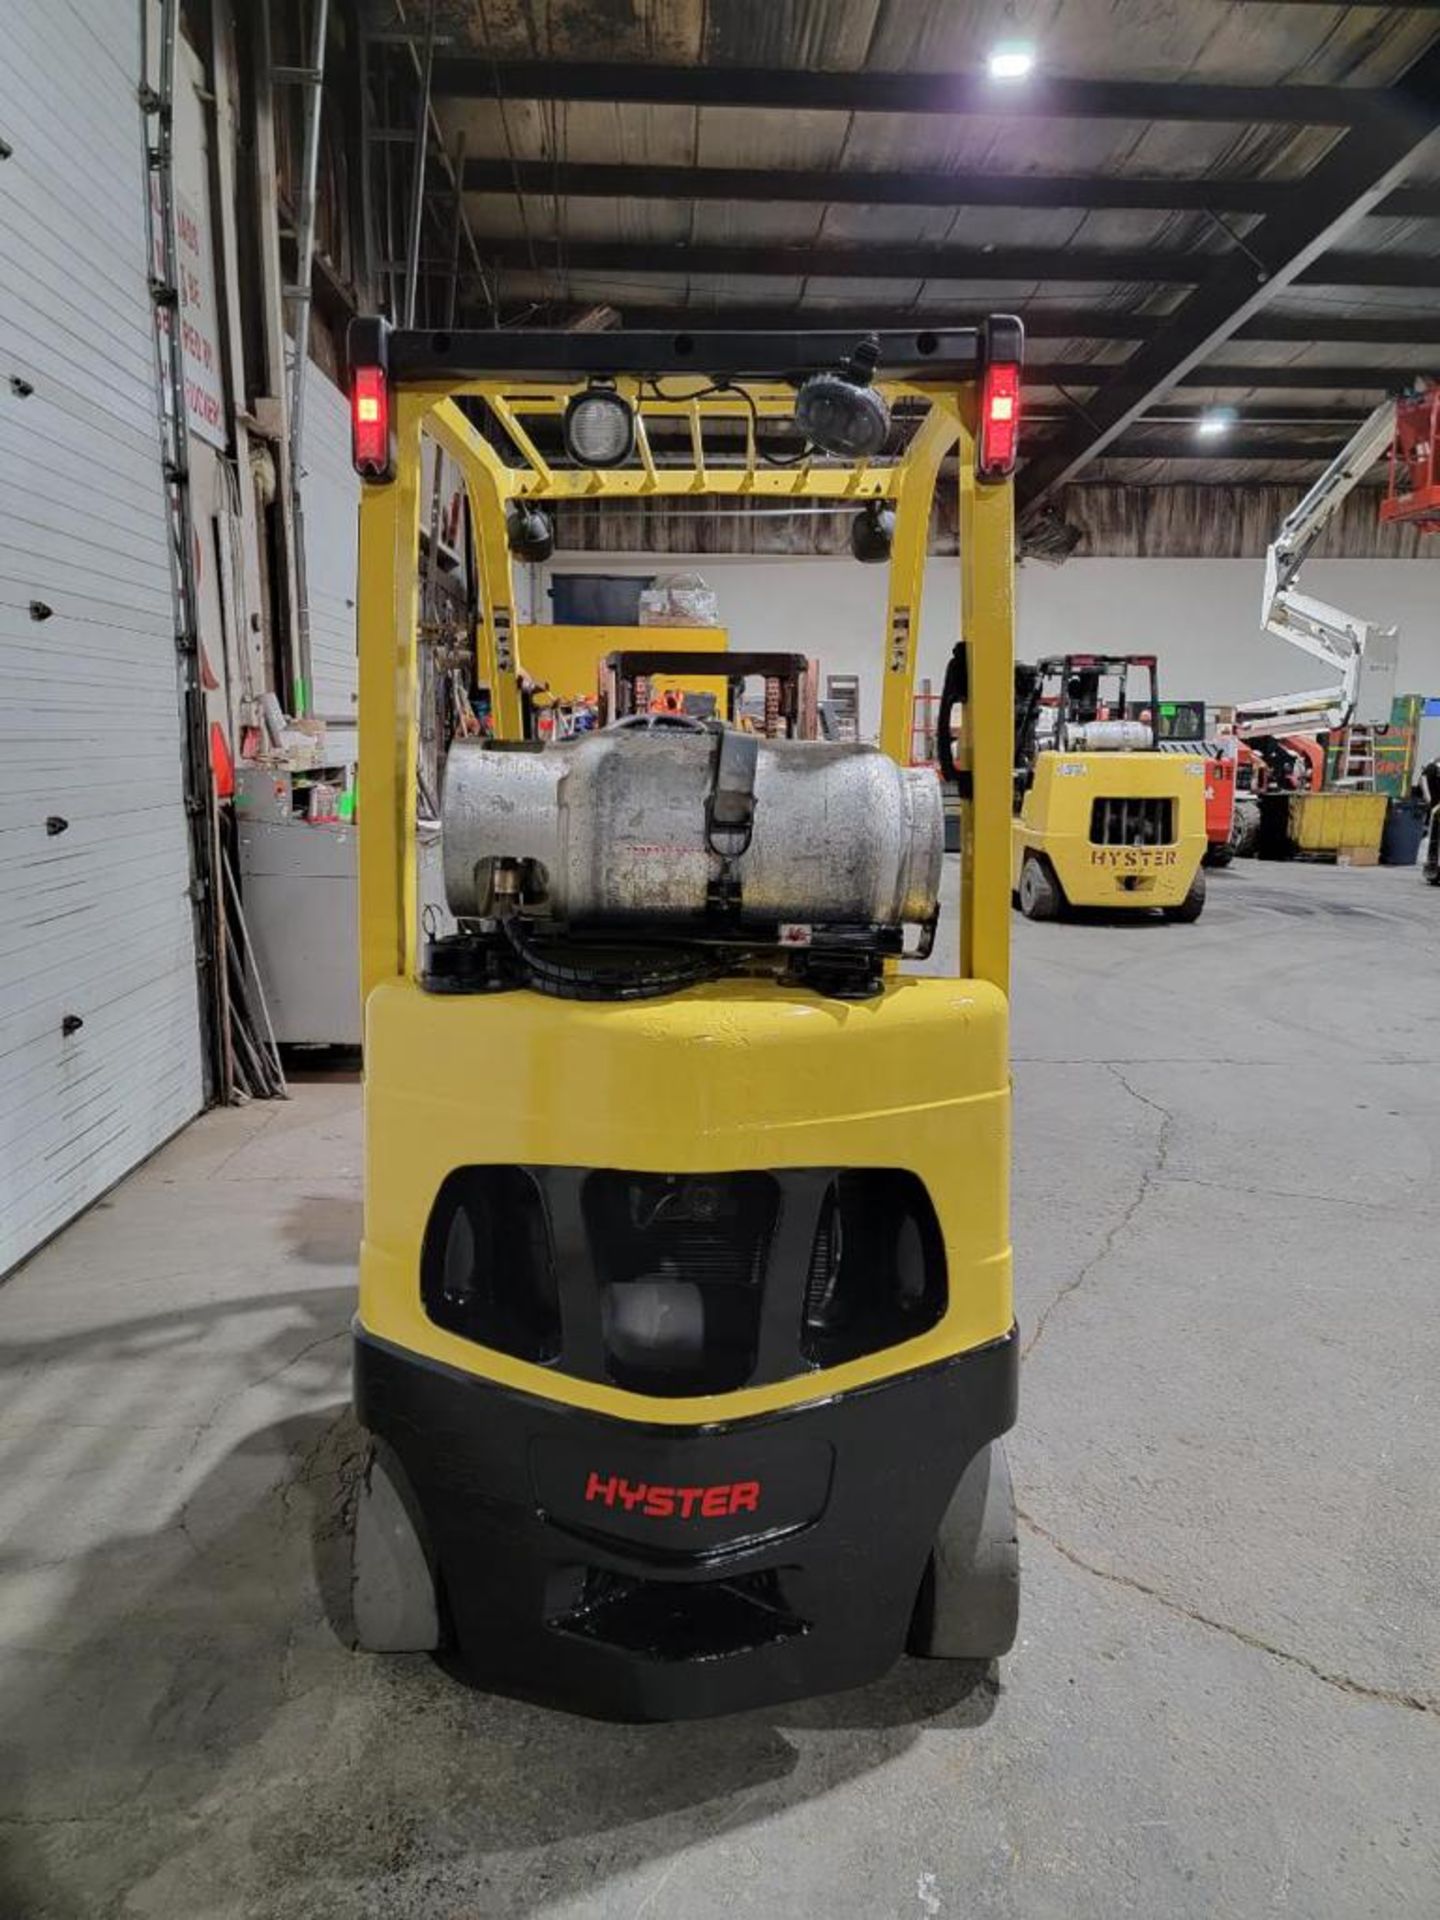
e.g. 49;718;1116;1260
1019;1508;1438;1720
1164;1171;1440;1217
178;1326;349;1471
1015;1055;1440;1069
1106;1062;1176;1153
1023;1065;1173;1361
244;1327;349;1397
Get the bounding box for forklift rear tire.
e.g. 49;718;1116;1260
352;1441;441;1653
1203;842;1234;869
908;1439;1019;1660
1166;867;1206;923
1017;857;1061;922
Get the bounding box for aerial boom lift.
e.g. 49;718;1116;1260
1237;397;1403;740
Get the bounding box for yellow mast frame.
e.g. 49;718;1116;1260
357;371;1014;1011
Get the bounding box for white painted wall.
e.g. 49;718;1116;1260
1015;559;1440;711
543;551;1440;741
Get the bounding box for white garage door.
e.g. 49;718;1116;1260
0;0;204;1272
300;363;361;724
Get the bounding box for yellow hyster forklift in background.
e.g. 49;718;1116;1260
1010;652;1208;922
346;316;1023;1719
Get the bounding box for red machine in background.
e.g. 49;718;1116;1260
1380;389;1440;534
1203;748;1239;865
1157;738;1240;865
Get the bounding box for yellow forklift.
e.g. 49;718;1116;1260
1008;652;1208;921
346;317;1023;1719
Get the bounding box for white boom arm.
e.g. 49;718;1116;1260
1238;398;1400;737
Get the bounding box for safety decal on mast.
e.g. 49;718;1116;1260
889;606;912;673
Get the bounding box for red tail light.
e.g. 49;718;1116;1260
978;362;1021;479
351;364;391;477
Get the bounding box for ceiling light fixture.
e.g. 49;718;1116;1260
987;41;1036;82
1196;407;1238;437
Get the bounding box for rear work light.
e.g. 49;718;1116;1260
351;364;391;478
978;361;1021;480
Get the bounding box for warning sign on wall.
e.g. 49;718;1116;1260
148;31;228;451
149;176;226;451
175;187;225;448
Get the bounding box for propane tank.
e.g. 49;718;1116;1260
441;724;942;933
1062;719;1154;752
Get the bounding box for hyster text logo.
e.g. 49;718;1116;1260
584;1472;761;1519
1089;846;1178;869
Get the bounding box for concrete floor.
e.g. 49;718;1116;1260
2;859;1438;1919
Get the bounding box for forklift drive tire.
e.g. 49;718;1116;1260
908;1439;1019;1660
353;1442;441;1653
1203;842;1234;869
1017;857;1060;921
1166;866;1206;923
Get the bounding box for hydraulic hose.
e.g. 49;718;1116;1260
499;916;722;1002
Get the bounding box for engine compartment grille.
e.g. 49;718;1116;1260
1090;796;1175;847
420;1164;947;1395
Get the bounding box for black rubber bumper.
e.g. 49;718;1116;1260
354;1325;1018;1721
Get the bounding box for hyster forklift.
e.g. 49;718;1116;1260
1009;653;1208;921
346;317;1022;1720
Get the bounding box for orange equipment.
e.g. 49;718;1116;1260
1156;738;1238;865
1381;388;1440;534
1207;752;1236;843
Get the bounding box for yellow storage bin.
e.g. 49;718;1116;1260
1287;791;1387;856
